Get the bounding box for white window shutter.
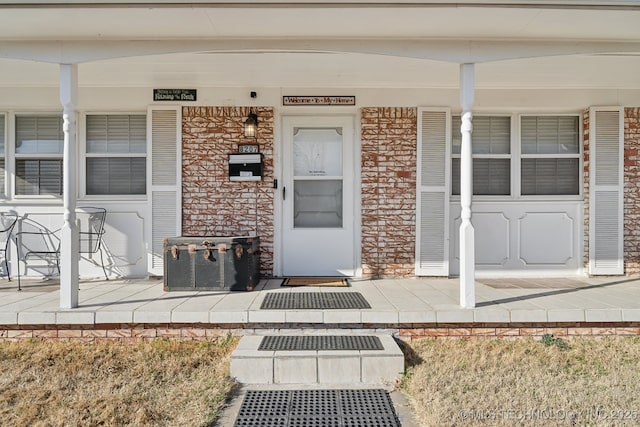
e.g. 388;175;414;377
416;108;450;276
589;107;624;275
0;114;6;195
147;107;181;275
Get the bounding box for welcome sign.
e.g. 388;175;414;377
283;96;356;106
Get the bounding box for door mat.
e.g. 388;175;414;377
281;277;349;287
259;335;384;351
261;292;371;310
233;389;401;427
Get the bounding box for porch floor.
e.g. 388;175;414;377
1;276;640;327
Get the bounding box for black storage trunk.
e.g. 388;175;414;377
163;236;259;291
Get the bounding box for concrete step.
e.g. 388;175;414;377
230;334;405;385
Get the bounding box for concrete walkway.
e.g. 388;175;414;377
1;276;639;326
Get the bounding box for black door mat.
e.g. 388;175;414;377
258;335;384;351
233;389;401;427
260;292;371;310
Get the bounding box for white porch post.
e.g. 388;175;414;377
59;64;79;309
459;63;476;308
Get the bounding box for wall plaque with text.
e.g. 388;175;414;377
153;89;197;102
283;96;356;106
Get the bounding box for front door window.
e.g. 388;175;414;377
293;127;343;228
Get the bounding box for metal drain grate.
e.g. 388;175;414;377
260;292;371;310
233;389;401;427
259;335;384;351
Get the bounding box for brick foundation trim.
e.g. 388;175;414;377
399;323;640;340
0;324;242;342
1;322;640;342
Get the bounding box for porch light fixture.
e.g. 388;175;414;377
244;109;258;138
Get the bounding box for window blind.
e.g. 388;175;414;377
522;116;579;155
86;114;147;196
87;115;146;154
521;158;580;195
451;115;511;196
16;159;63;195
452;115;510;155
15;115;64;196
15;116;64;154
86;158;146;195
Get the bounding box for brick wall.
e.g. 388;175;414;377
182;107;274;275
624;107;640;274
399;325;640;341
3;323;639;342
361;107;417;277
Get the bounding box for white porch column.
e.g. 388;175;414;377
459;63;476;308
59;64;79;309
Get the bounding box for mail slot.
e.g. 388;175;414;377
229;153;263;181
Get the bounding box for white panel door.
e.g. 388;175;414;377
281;116;355;277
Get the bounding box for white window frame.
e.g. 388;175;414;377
80;112;148;200
451;114;513;197
451;112;583;202
517;113;582;198
12;112;64;199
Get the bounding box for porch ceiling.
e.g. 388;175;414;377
0;3;639;41
0;2;638;89
1;51;639;89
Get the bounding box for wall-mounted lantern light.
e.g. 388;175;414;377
244;109;258;138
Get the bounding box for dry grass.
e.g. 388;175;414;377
402;337;640;426
0;338;237;427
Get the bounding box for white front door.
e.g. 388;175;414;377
281;116;356;277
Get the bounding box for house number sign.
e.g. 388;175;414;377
283;96;356;106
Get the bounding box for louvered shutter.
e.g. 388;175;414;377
0;114;5;196
416;108;450;276
147;107;181;275
589;107;623;275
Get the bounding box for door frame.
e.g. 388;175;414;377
273;110;362;278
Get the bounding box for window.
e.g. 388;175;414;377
85;114;146;195
15;115;64;196
520;116;580;195
452;116;511;196
451;114;580;197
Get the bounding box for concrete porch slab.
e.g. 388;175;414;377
0;276;639;330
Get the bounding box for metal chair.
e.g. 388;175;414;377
14;207;108;290
77;207;108;280
0;212;18;280
14;222;61;291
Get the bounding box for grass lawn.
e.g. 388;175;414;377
3;335;640;426
401;336;640;426
0;338;237;427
